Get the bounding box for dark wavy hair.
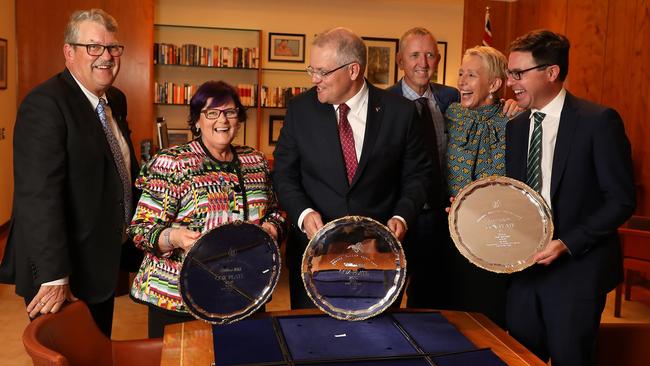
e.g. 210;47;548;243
187;80;247;136
509;30;570;81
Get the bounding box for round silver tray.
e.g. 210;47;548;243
448;176;553;273
301;216;407;321
179;221;281;324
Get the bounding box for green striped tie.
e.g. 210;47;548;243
526;112;545;192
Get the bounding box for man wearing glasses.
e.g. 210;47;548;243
505;30;635;366
0;9;138;337
273;27;431;309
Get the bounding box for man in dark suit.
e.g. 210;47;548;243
505;30;635;366
0;9;139;337
273;27;431;309
386;27;459;310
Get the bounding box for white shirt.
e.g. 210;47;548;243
43;74;132;287
298;82;406;231
333;82;369;161
73;74;132;183
528;88;566;206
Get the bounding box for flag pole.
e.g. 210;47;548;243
483;6;493;47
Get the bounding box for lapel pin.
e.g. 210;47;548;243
375;106;381;112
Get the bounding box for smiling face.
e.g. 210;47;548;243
457;54;500;109
397;34;439;95
64;20;120;96
506;51;557;110
309;45;359;105
197;98;240;155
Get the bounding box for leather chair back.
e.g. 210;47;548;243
22;301;161;366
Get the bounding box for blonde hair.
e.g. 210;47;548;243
463;46;507;93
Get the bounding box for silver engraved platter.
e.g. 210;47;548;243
448;176;553;273
179;221;281;324
302;216;407;321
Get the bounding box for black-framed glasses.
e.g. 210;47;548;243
70;43;125;57
306;61;355;79
201;108;239;120
506;64;550;80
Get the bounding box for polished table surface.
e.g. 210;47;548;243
160;308;546;366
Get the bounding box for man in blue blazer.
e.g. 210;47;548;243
505;30;635;366
0;9;139;337
274;28;431;309
387;28;459;310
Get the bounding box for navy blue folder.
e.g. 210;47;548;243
211;312;507;366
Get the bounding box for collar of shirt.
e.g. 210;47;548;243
333;81;368;162
530;88;566;121
333;81;369;120
69;71;107;109
400;78;433;101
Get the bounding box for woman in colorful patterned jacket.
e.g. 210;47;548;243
128;80;285;337
443;46;510;327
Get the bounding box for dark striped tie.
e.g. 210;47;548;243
97;98;132;223
526;112;545;193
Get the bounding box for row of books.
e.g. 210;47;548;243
260;86;309;108
154;82;258;107
154;43;260;69
155;82;308;108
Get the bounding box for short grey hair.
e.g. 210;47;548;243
399;27;438;54
313;27;367;73
64;9;118;44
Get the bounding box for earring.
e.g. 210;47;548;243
196;124;200;133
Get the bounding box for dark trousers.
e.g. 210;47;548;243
147;305;196;338
405;208;507;327
24;295;115;338
147;303;269;338
286;226;316;310
506;275;606;366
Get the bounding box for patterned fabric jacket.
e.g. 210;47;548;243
128;140;285;312
446;102;509;196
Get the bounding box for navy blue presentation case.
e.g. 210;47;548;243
211;311;506;365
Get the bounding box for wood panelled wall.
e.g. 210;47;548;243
463;0;650;216
16;0;154;160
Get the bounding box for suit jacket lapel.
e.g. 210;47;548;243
509;111;531;182
351;84;382;187
105;88;138;172
316;98;349;193
62;69;114;160
550;93;578;198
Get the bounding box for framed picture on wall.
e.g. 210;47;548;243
167;129;193;147
268;33;305;63
268;115;284;145
434;41;448;85
362;37;398;89
0;38;7;89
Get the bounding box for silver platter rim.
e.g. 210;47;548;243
179;220;281;325
448;176;554;273
301;215;407;321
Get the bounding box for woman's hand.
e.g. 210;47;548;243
261;222;279;241
444;196;456;214
159;227;201;253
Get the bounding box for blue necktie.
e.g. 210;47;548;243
526;112;545;193
97;98;132;223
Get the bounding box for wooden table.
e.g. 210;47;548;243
161;309;546;366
